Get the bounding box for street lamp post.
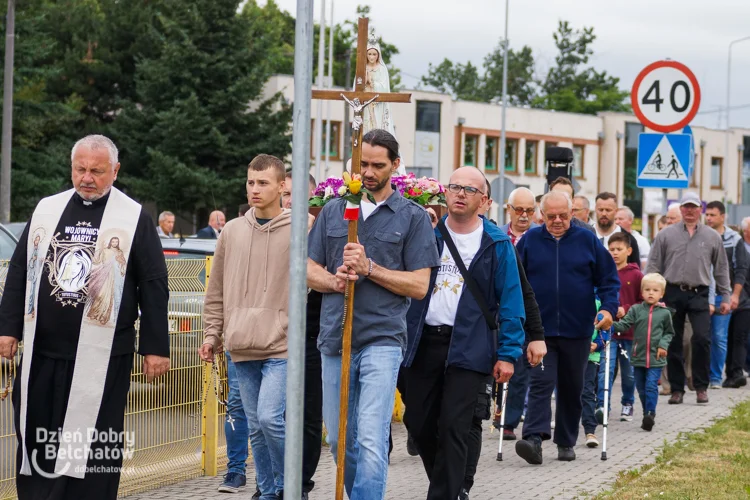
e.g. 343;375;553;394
496;0;510;225
725;36;750;203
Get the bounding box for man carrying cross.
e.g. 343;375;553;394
307;130;440;499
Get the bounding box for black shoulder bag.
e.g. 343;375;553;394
437;220;498;331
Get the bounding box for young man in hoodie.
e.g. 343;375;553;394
705;201;749;388
200;154;312;500
307;130;440;500
596;232;642;423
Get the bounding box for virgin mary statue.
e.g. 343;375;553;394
363;34;396;137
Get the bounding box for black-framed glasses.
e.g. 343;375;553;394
509;205;535;216
447;184;484;197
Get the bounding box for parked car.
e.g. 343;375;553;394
0;223;18;262
4;222;26;241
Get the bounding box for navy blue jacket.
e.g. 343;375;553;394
515;223;620;339
404;217;526;374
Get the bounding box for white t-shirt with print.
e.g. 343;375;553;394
424;222;484;327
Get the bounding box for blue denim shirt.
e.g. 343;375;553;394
308;189;441;356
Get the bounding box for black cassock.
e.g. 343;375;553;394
0;192;169;500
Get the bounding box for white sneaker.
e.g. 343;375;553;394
710;383;722;390
586;433;599;448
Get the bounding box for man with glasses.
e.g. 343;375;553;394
515;191;620;464
403;167;525;499
647;192;731;405
572;195;591;224
548;177;595;234
501;187;538;245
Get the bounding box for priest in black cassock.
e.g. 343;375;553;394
0;134;170;500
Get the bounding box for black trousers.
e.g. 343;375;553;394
302;335;323;491
463;375;493;493
403;330;486;500
13;352;133;500
523;336;590;447
726;309;750;380
664;284;711;392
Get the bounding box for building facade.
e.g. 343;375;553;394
264;74;750;237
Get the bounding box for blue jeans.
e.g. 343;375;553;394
322;346;402;500
634;366;661;414
581;361;599;435
225;352;249;476
235;359;287;500
597;340;635;409
710;297;732;384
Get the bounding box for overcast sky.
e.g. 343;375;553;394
265;0;750;130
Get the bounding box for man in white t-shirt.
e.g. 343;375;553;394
403;167;525;500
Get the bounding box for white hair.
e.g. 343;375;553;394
742;217;750;231
540;191;572;212
159;211;175;222
507;187;535;206
71;134;119;169
617;206;635;220
667;203;681;213
573;195;590;210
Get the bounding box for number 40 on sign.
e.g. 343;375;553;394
631;60;701;134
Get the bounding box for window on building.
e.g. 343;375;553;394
416;101;441;132
504;139;518;173
572;145;585;178
624;122;645;219
711;157;723;188
464;135;478;167
485;137;498;173
525;140;538;175
310;120;342;160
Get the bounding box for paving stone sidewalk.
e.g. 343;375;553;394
126;385;750;500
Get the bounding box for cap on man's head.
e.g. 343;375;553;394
680;192;701;207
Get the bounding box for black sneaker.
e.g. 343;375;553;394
458;488;470;500
252;487;261;499
641;412;655;431
218;472;247;493
406;432;419;456
557;446;576;461
515;435;543;465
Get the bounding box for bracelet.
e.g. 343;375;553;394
366;258;374;277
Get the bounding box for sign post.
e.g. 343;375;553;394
632;60;701;191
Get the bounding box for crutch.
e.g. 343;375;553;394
598;313;612;461
496;382;509;461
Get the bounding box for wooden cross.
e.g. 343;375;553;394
311;17;411;500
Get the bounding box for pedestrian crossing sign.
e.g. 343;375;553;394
636;133;691;188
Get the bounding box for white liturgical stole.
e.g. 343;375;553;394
18;187;141;479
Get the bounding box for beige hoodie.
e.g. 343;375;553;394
203;208;313;362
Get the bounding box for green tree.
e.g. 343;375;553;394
532;21;630;114
420;43;537;105
113;0;292;216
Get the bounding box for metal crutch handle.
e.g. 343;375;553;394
496;382;510;461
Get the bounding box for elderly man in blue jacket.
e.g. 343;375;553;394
403;166;525;499
515;190;620;464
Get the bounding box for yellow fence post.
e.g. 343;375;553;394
201;255;219;476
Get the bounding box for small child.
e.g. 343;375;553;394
612;273;674;431
582;298;606;447
598;232;642;423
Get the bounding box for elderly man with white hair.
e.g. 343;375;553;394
157;211;175;238
501;187;539;245
615;206;650;268
515;191;620;464
0;134;170;499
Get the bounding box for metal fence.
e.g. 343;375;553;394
0;257;232;499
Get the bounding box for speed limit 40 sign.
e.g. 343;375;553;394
631;60;701;133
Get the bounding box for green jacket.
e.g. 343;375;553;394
613;302;674;368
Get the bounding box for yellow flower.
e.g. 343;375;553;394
342;171;352;186
349;179;362;194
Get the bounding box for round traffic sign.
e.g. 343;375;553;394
631;60;701;133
